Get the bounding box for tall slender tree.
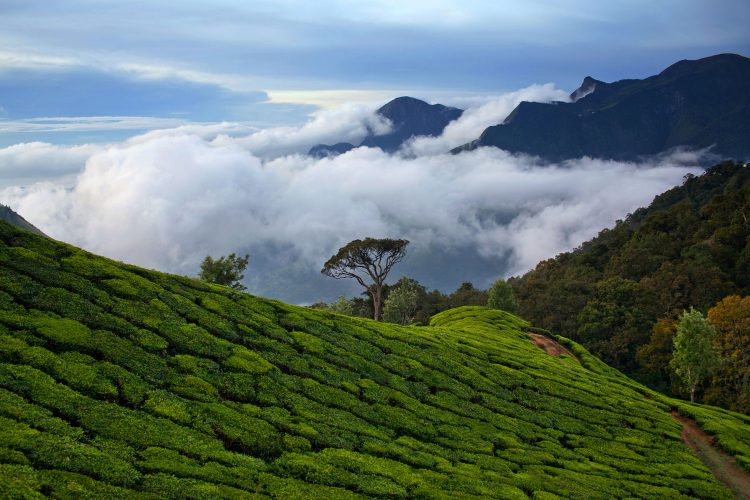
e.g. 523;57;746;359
670;308;718;402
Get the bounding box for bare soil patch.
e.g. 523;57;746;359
671;411;750;499
527;333;579;363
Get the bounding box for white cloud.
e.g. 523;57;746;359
403;83;570;156
0;133;701;303
0;116;191;134
0;50;81;71
219;103;392;159
0;142;101;187
265;89;406;108
0;87;708;302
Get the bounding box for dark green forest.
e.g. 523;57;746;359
1;219;749;497
511;161;750;413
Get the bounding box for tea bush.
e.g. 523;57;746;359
0;220;747;498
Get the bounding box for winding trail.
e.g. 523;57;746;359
671;411;750;499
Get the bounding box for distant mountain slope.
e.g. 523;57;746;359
1;219;749;497
457;53;750;161
511;161;750;411
309;96;462;157
0;205;45;236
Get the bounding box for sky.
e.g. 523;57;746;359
0;1;747;302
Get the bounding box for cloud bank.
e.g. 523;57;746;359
0;142;102;187
222;103;392;159
0;87;705;302
1;137;700;302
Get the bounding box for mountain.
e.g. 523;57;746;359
456;53;750;161
511;161;750;411
309;96;463;157
1;219;749;497
0;205;45;236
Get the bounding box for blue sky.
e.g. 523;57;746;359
1;0;748;145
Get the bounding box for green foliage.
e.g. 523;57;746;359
321;279;494;326
382;277;422;325
670;308;718;402
707;295;750;413
0;219;748;497
487;278;518;314
198;253;249;291
512;161;750;411
326;296;366;317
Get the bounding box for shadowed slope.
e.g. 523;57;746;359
0;221;749;498
456;54;750;161
0;205;45;237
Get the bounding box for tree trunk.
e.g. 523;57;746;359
690;386;695;403
372;285;382;321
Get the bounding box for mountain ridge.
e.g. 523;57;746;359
456;53;750;161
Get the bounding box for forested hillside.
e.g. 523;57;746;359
512;161;750;412
1;220;749;497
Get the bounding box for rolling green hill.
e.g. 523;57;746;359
1;220;749;498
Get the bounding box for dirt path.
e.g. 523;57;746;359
671;411;750;499
527;333;579;363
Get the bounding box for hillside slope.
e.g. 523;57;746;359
456;53;750;161
0;205;45;237
511;161;750;411
1;221;749;498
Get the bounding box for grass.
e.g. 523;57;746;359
0;220;749;498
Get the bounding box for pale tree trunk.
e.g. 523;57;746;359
690;386;696;403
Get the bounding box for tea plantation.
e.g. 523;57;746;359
0;220;749;498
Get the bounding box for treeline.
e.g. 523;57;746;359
312;278;517;326
510;161;750;413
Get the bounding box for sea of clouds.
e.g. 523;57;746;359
0;84;703;303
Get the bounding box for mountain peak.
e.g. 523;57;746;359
569;76;600;102
658;53;750;79
376;96;461;122
360;97;462;151
308;96;463;156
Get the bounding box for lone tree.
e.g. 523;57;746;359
199;253;249;291
321;238;409;321
670;307;718;402
487;278;518;314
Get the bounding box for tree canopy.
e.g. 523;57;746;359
707;295;750;412
487;278;518;314
511;161;750;412
321;238;408;320
670;308;718;402
382;277;423;325
198;253;249;291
